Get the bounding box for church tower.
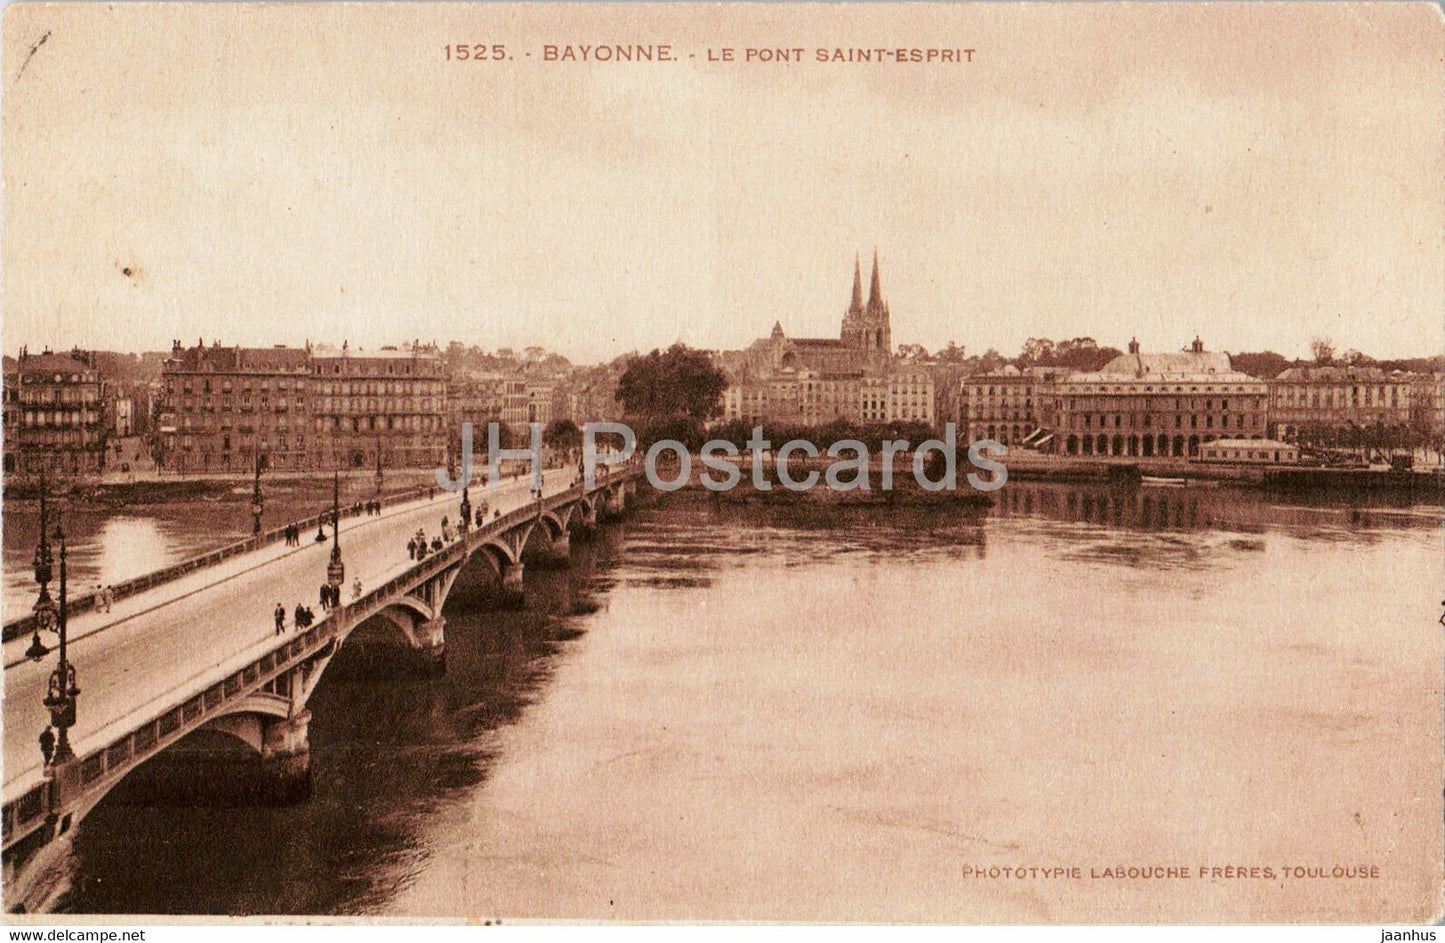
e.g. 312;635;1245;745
840;254;866;350
863;250;892;369
840;251;892;372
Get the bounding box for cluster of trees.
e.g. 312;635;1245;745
895;341;969;365
441;341;572;377
1295;419;1444;463
1016;337;1124;371
1231;338;1442;379
614;343;728;423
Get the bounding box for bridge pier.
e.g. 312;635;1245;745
499;561;526;609
597;487;626;522
413;616;447;675
572;505;598;542
258;710;312;804
550;532;571;562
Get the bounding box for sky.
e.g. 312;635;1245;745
4;3;1442;364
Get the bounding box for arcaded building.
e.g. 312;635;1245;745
1052;338;1268;458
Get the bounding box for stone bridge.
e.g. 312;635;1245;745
2;463;642;912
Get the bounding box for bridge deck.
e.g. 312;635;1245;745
2;469;581;806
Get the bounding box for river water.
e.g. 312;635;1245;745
7;481;1441;922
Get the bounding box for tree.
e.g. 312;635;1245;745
543;419;582;450
614;343;728;422
1231;351;1291;379
1054;338;1120;372
935;341;967;365
1019;338;1056;366
1310;337;1335;365
971;348;1005;373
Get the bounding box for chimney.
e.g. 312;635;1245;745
1192;336;1204;353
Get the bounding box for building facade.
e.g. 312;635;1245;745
500;379;553;430
1411;373;1445;439
310;344;447;469
158;340;446;473
3;348;110;477
1269;366;1414;440
1052;338;1268;458
964;366;1071;447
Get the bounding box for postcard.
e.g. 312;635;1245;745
3;1;1442;925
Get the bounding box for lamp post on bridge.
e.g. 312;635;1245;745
25;475;56;660
374;443;384;501
459;481;472;535
27;479;79;767
251;451;264;536
327;471;345;594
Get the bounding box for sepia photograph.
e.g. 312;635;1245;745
1;1;1442;927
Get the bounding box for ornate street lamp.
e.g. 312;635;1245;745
31;512;79;766
26;479;57;662
251;451;264;536
374;443;384;499
327;471;345;590
459;481;472;534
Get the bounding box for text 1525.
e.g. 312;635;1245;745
445;44;508;61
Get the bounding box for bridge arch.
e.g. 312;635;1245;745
470;539;517;574
536;510;568;542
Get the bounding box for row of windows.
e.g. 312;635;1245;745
169;376;445;395
18;410;103;427
1070;413;1258;431
1061;384;1262;395
1063;397;1263;411
14;373;96;384
15;388;102;405
315;398;442;414
313;362;442;377
1200;447;1294;462
970;386;1037;398
14;429;103;446
1273;386;1408;408
182;396;301;411
318;381;445;396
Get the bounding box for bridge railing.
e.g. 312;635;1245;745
1;483;439;644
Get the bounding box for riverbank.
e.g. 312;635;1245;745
2;468;443;509
1000;451;1445;498
640;449;1443;503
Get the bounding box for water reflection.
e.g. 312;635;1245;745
990;480;1442;539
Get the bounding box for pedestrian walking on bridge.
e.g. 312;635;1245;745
274;603;286;635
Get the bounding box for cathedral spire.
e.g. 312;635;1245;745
849;254;864;315
866;249;884;315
